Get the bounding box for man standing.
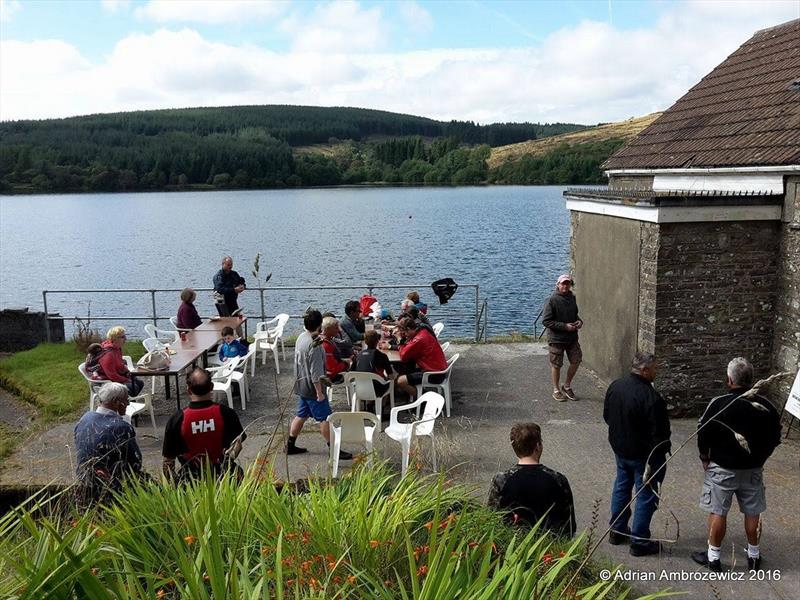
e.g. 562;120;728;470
604;352;671;556
287;309;352;460
691;357;781;571
213;255;246;317
74;382;143;502
488;422;576;537
162;368;246;480
542;274;583;401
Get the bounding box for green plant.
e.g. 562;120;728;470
72;302;102;354
0;463;669;599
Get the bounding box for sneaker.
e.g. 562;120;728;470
609;531;629;546
561;385;578;401
747;555;761;571
552;389;567;402
338;450;353;460
287;444;308;455
629;541;661;557
691;550;721;572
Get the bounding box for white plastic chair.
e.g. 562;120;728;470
432;322;444;338
144;324;180;344
345;371;394;432
207;356;241;409
229;346;256;410
78;364;157;432
256;313;290;360
385;392;445;476
169;316;192;333
141;338;167;393
440;341;450;354
415;353;460;418
253;330;281;374
327;411;379;478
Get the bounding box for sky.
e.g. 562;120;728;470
1;0;798;124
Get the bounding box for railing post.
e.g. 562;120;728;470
260;288;266;323
42;290;51;343
150;290;157;325
474;285;480;342
484;301;488;342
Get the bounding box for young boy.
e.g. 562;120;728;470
218;326;248;362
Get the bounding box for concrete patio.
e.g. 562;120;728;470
1;342;798;599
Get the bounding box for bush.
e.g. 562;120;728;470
0;464;663;599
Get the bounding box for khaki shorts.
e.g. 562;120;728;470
699;463;766;517
548;342;582;369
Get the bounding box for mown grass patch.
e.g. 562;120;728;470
0;342;146;423
0;463;668;599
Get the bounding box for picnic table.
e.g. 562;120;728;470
132;316;246;411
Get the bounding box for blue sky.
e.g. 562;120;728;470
1;0;798;122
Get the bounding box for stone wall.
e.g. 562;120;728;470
0;308;65;352
653;221;780;415
772;176;800;405
637;222;659;355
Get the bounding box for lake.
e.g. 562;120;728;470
0;186;571;338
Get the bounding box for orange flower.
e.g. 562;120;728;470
423;521;433;530
347;575;357;585
94;528;105;538
416;565;429;577
328;561;338;570
369;540;380;549
184;535;197;545
467;541;478;549
301;560;312;571
309;577;319;589
261;546;271;556
70;520;79;528
326;553;335;562
156;590;166;599
286;578;296;586
91;567;99;576
285;532;298;541
542;553;553;564
333;575;342;584
559;550;566;558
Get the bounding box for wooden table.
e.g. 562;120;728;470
132;317;247;411
365;321;402;363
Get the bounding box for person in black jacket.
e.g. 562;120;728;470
488;422;576;537
691;357;781;572
212;255;246;317
542;274;583;401
604;352;671;557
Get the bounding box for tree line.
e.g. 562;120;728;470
0;105;611;193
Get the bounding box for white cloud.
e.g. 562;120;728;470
281;1;386;52
1;0;797;123
135;0;286;24
100;0;131;14
399;1;433;34
0;0;21;23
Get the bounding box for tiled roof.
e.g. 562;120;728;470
603;19;800;170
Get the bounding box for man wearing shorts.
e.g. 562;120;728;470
542;274;583;401
287;309;352;460
692;357;781;571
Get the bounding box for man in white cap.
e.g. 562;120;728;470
541;274;583;401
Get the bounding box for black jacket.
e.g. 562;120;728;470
604;373;671;461
542;291;580;344
697;388;781;470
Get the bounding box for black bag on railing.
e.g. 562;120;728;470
431;278;458;305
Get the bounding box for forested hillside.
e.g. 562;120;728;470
0;105;584;193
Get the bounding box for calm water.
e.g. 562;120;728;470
0;186;570;338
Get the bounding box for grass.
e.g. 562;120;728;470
0;341;146;423
0;463;669;599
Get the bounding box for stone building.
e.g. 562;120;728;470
564;18;800;415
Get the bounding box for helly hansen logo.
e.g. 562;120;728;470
191;419;216;434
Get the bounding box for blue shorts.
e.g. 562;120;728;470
296;395;332;422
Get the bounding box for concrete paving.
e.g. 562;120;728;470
1;343;798;598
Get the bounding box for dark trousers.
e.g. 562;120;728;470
609;453;666;545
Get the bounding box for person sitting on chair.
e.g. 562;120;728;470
176;288;202;330
93;326;144;397
162;368;246;481
218;326;248;362
389;314;446;401
321;315;350;384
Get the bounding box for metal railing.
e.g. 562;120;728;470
42;283;488;342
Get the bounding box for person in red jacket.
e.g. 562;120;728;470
92;326;144;397
321;315;350;383
389;314;447;400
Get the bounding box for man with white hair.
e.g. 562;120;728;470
691;357;781;572
74;382;143;501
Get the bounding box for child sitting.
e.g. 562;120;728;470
217;326;249;362
85;342;106;376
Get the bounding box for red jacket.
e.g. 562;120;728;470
399;328;447;373
322;338;348;378
94;339;130;383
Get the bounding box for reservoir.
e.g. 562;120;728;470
0;185;571;337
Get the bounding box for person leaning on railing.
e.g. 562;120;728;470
93;326;144;397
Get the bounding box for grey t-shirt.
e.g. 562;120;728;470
293;330;325;398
